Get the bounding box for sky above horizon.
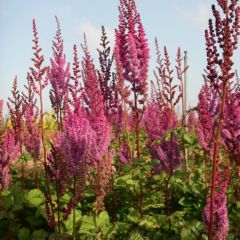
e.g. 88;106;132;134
1;0;239;114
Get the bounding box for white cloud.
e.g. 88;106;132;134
173;3;210;29
74;20;115;54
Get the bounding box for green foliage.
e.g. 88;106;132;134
1;128;240;239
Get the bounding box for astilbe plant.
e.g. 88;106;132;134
146;40;185;174
197;85;217;152
144;101;180;174
49;17;70;131
200;0;240;239
22;76;41;187
114;0;150;158
68;44;83;113
81;39;113;212
58;107;97;239
187;110;198;132
28;18;55;225
46;139;70;231
203;165;230;240
81;39;111;162
0;130;20;189
7;76;24;146
223;94;240;163
46;107;95;235
97;26;118;120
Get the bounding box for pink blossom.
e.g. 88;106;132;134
0;131;20;188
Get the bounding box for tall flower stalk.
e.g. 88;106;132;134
7;77;24;188
60;107;97;239
28;19;55;226
201;1;240;239
115;0;150;158
49;17;70;131
22;75;40;187
81;39;113;212
68;44;83;113
97;26;118;120
7;77;23;145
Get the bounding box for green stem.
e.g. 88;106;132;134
73;176;76;240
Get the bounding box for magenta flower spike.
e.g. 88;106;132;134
114;0;150;158
0;131;20;189
144;101;181;173
49;17;70;130
204;167;229;240
22;76;40;159
68;44;83;113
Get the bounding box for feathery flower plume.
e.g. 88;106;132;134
187;110;198;132
82;38;113;210
46;138;70;230
144;102;181;173
197;86;216;152
115;0;150;158
22;75;40;159
68;44;83;113
49;17;70;130
97;26;118;119
7;76;24;145
29;19;55;226
222;93;240;169
0;131;20;189
201;1;240;239
59;107;97;220
22;76;41;187
204;166;229;240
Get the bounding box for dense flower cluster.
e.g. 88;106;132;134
2;0;240;239
144;102;181;173
204;167;229;240
49;17;70;130
0;131;20;189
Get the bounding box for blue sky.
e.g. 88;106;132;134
1;0;237;114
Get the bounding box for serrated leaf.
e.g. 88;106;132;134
26;189;44;207
96;211;109;226
17;227;31;240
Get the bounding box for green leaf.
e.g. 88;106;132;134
129;230;146;240
123;164;132;173
96;211;109;226
26;189;44;207
127;209;141;224
1;190;11;196
183;133;193;145
0;194;13;210
139;215;160;230
180;228;194;240
26;215;44;226
144;203;165;211
10;184;25;210
32;229;48;239
79;215;96;235
0;210;8;220
64;210;82;233
17;227;31;240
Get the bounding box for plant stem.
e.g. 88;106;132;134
39;82;55;225
73;176;76;240
34;157;39;189
139;179;144;218
208;84;227;240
